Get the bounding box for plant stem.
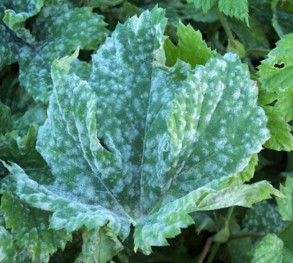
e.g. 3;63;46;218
226;207;234;222
198;207;235;263
198;236;214;263
214;7;235;42
207;242;221;263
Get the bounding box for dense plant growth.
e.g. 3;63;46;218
0;0;292;262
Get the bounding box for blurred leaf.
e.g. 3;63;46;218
277;177;293;221
0;101;12;133
76;227;123;263
279;222;293;262
252;234;283;263
243;200;286;234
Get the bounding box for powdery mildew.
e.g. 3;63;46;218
7;7;273;255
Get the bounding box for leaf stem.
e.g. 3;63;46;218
207;242;220;263
198;236;214;263
226;207;234;222
214;7;235;42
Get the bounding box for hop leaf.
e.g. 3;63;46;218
3;8;277;258
258;34;293;151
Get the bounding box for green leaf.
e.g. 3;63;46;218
271;0;293;38
258;34;293;151
236;153;258;183
188;0;249;24
277;177;293;221
218;0;249;25
0;225;29;263
134;181;279;254
5;8;274;257
263;106;293;151
252;234;283;263
1;163;130;239
3;0;45;43
279;222;293;262
164;22;215;68
187;0;216;13
0;101;12;133
228;18;270;50
225;221;253;263
1;181;71;263
76;227;124;263
0;23;19;69
0;126;46;169
252;224;293;263
258;33;293;94
243;200;286;234
18;0;108;102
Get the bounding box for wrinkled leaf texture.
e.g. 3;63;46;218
2;7;277;259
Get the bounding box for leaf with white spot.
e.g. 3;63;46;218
5;8;276;257
3;0;45;43
0;101;12;133
0;104;47;169
76;227;124;263
277;177;293;221
1;174;72;263
251;223;293;263
19;0;108;102
252;234;284;263
134;181;279;253
0;225;30;263
0;22;19;70
243;201;286;234
1;162;129;261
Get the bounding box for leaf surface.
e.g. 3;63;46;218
277;177;293;221
1;179;71;263
134;181;279;253
0;225;29;263
4;8;275;256
243;201;285;234
0;23;19;69
188;0;249;24
252;234;283;263
164;22;215;68
258;34;293;151
218;0;249;25
187;0;216;13
3;0;45;43
18;0;108;102
258;33;293;94
76;227;124;263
